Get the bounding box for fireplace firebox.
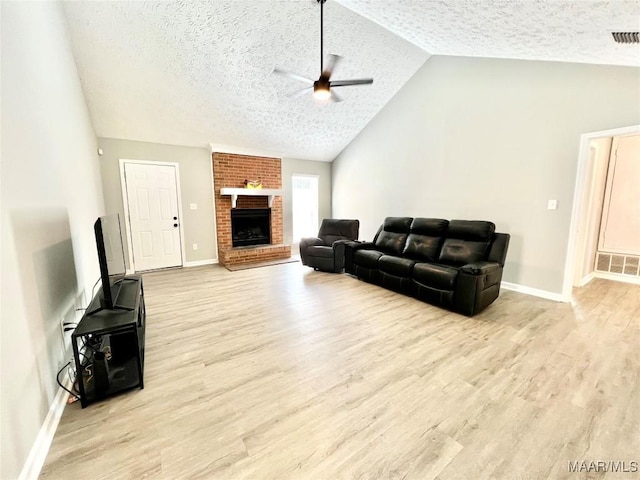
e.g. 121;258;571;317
230;208;271;247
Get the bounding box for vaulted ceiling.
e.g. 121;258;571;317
63;0;640;162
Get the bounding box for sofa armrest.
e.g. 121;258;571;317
332;240;350;272
300;237;325;248
344;241;373;274
454;262;505;316
299;237;326;266
459;261;501;275
332;239;350;249
347;241;375;251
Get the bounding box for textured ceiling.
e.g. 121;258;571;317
63;0;428;162
63;0;639;162
338;0;640;67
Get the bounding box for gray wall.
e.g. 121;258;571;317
332;55;640;294
1;3;105;478
281;157;332;244
97;138;217;266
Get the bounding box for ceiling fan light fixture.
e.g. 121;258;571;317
313;81;331;100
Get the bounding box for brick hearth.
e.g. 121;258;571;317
212;152;291;267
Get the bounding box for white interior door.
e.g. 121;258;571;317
124;162;183;271
598;134;640;255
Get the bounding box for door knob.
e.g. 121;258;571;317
173;223;179;227
173;216;178;220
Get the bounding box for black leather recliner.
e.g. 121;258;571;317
299;219;360;273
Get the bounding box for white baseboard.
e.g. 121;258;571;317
18;383;70;480
501;281;566;302
593;271;640;285
578;272;596;287
183;259;218;268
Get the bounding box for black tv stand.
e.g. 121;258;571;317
86;303;135;316
72;275;145;408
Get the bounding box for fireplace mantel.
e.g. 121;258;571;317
220;187;283;208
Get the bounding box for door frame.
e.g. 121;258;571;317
562;124;640;301
119;159;186;272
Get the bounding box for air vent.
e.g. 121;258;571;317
596;252;640;277
611;32;640;44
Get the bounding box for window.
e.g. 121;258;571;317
292;174;319;243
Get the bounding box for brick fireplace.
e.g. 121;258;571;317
212;152;291;267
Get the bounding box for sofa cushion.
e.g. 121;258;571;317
305;245;334;259
374;217;412;255
318;219;360;245
402;218;449;262
379;255;416;277
353;249;384;268
439;220;496;266
413;263;459;291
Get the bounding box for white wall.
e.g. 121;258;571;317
281;158;332;244
97;138;217;266
332;55;640;294
1;2;104;479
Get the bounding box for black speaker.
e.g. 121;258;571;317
108;332;138;363
93;350;110;397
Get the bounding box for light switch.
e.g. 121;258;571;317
547;199;558;210
190;203;198;210
192;243;198;251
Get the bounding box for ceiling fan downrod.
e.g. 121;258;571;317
319;0;326;75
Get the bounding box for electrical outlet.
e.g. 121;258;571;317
190;203;198;210
192;243;198;251
60;317;75;352
547;199;558;210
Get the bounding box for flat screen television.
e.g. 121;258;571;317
93;214;127;311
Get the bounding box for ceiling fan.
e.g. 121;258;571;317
273;0;373;102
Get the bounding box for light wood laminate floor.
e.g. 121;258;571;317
40;263;640;480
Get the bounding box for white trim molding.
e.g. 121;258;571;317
18;385;70;480
577;272;596;287
501;281;566;303
593;272;640;286
184;259;218;268
220;187;283;208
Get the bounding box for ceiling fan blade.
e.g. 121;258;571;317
273;67;314;85
330;78;374;87
329;90;343;103
322;54;342;79
288;86;313;98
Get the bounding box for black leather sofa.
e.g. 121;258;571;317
299;219;360;273
344;217;510;316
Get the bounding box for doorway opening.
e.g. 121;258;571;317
563;125;640;300
292;174;319;243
